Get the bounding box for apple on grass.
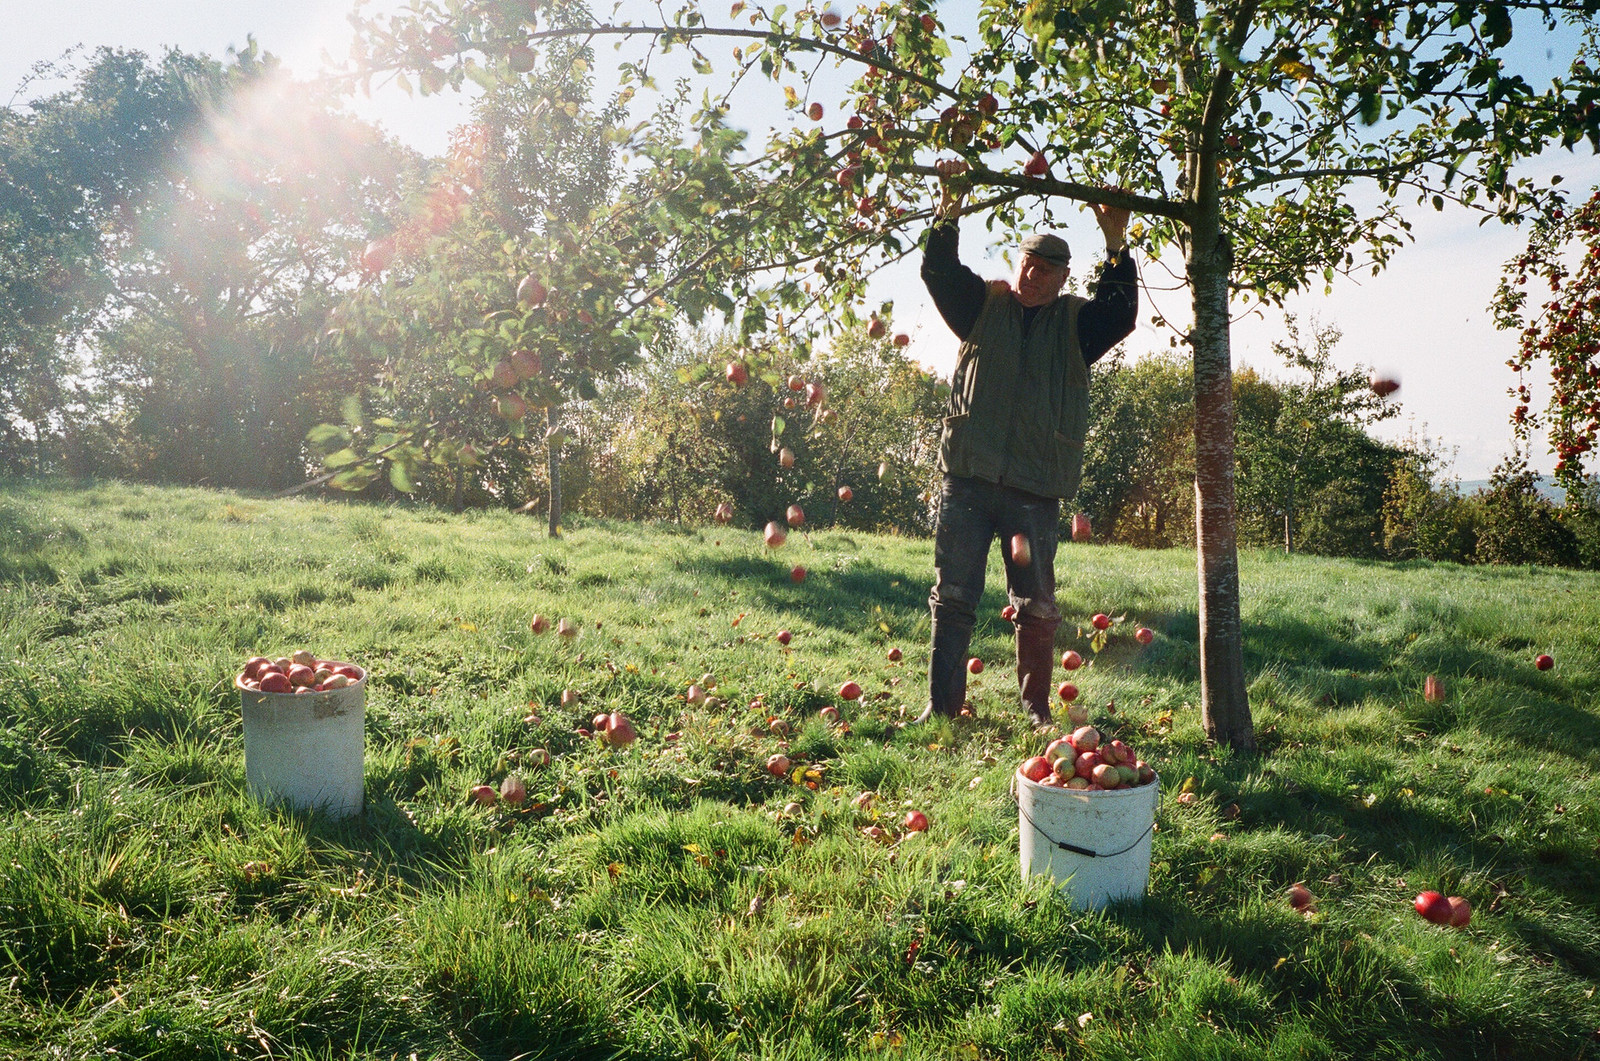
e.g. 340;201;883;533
1414;890;1453;924
500;775;526;804
1288;883;1315;912
1091;613;1112;631
776;629;792;645
1134;626;1154;645
903;810;929;833
886;646;902;661
839;681;863;701
530;613;550;634
1535;653;1554;671
1447;896;1472;927
766;753;792;777
764;521;787;548
968;657;984;674
790;565;807;583
469;784;497;806
603;712;637;747
819;705;840;723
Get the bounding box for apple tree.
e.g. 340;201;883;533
349;0;1598;749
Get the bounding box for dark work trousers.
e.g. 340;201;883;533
927;474;1062;720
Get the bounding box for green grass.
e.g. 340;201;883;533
1;479;1598;1060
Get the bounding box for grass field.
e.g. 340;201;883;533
2;479;1599;1060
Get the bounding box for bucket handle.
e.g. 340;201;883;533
1014;786;1156;859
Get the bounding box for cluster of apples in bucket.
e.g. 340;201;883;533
1018;723;1156;791
237;651;363;694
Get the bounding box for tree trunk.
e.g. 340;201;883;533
1283;478;1294;555
546;405;562;539
1187;214;1255;751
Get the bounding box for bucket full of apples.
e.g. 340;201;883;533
236;651;367;819
1014;725;1159;910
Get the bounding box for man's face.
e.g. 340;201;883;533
1013;252;1069;308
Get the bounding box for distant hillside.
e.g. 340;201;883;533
1457;476;1566;505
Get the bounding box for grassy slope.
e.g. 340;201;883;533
1;479;1598;1061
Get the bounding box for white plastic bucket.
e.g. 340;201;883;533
237;665;366;819
1016;770;1159;910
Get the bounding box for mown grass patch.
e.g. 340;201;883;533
1;478;1598;1060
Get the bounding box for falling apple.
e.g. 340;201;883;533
1024;150;1048;176
361;238;395;274
530;613;550;634
1061;650;1083;670
808;101;824;121
557;617;578;638
1066;703;1090;726
894;333;910;347
787;503;806;526
1369;373;1400;396
1071;512;1092;542
1000;604;1017;622
726;361;748;386
967;657;984;674
776;629;793;645
560;688;580;708
790;565;807;583
805;382;826;408
1057;681;1079;702
1447;896;1472;927
1424;674;1445;703
838;485;853;501
714;502;733;524
820;10;842;28
764;521;788;547
779;447;796;469
1010;533;1032;567
886;646;902;661
867;317;887;339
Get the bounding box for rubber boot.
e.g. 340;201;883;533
1016;620;1057;727
915;617;973;724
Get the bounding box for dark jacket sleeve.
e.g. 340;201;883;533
921;220;987;342
1079;252;1138;366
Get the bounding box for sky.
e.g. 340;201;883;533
6;1;1597;480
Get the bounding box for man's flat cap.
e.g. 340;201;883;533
1019;233;1072;265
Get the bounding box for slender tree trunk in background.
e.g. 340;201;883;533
1284;477;1295;555
452;459;464;513
546;405;562;539
1187;213;1256;752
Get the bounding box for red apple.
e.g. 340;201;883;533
893;333;910;347
494;393;527;422
766;753;792;777
1535;653;1554;671
776;629;792;645
1369;374;1400;396
686;684;707;707
977;93;998;115
805;382;825;407
1019;756;1052;783
726;361;748;386
967;657;984;674
1057;681;1078;702
808;101;824;121
847;114;864;129
839;680;863;701
604;712;637;747
1106;739;1132;765
1136;761;1156;785
530;613;550;633
783;395;797;409
819;705;840;723
528;748;551;767
791;565;807;583
1415;891;1453;924
1070;725;1101;752
1134;626;1154;645
903;810;929;832
787;374;805;392
764;521;787;547
469;784;497;806
1287;883;1315;911
714;502;733;524
787;503;805;526
1061;650;1083;671
517;273;547;307
1447;896;1472;927
1091;763;1121;788
867;317;887;338
1010;533;1032;567
838;485;853;501
259;671;292;694
507;42;536;73
820;10;842;28
1424;674;1444;703
1024;150;1048;177
1071;512;1092;542
886;646;902;661
500;775;527;804
1074;751;1099;780
288;664;316;688
510;348;541;379
361;238;394;274
1091;613;1112;631
1043;737;1074;763
779;447;796;469
1000;604;1017;622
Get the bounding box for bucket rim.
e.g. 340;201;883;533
1014;766;1160;799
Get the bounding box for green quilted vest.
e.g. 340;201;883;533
937;280;1090;500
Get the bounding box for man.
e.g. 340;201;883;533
913;158;1137;728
